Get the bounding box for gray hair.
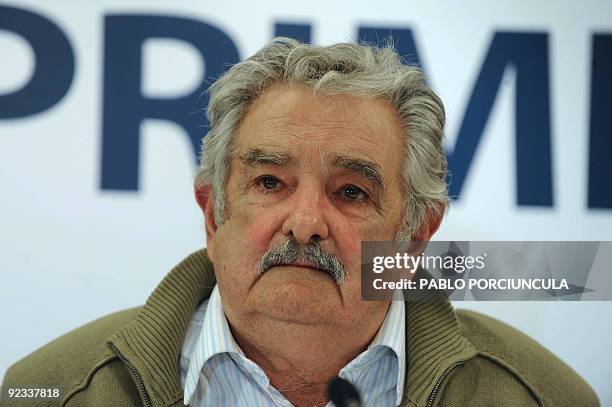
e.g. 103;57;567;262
194;37;447;244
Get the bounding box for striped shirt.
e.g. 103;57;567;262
180;286;405;406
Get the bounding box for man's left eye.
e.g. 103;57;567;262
342;185;367;201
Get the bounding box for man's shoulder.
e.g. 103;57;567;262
2;307;141;404
444;309;600;406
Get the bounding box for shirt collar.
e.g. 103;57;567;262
372;291;406;404
338;290;406;405
183;285;243;405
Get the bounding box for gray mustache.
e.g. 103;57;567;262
257;238;347;284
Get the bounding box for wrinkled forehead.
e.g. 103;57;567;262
233;84;406;176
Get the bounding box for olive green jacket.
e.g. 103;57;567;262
1;249;599;406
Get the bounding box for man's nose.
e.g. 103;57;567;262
280;184;330;245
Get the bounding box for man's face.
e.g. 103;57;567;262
205;84;407;331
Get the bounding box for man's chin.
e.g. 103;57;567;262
250;280;340;325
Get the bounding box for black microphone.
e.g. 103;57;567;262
328;376;361;407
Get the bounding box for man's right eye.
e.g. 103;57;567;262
255;175;281;192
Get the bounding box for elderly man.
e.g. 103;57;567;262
2;39;598;407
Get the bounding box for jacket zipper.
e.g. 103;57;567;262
425;361;464;407
108;343;153;407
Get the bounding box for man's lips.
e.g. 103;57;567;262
266;262;341;284
272;263;325;273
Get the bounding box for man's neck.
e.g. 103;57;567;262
226;309;389;407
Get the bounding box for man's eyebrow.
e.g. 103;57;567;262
333;155;385;197
239;148;293;166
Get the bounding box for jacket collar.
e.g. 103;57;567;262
108;249;476;407
107;249;216;406
401;279;477;406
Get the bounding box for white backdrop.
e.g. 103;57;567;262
1;0;611;404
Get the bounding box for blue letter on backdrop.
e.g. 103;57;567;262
0;5;74;119
101;15;240;191
447;32;553;206
274;23;311;43
588;34;612;209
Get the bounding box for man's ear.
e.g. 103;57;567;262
413;205;444;241
195;184;218;261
